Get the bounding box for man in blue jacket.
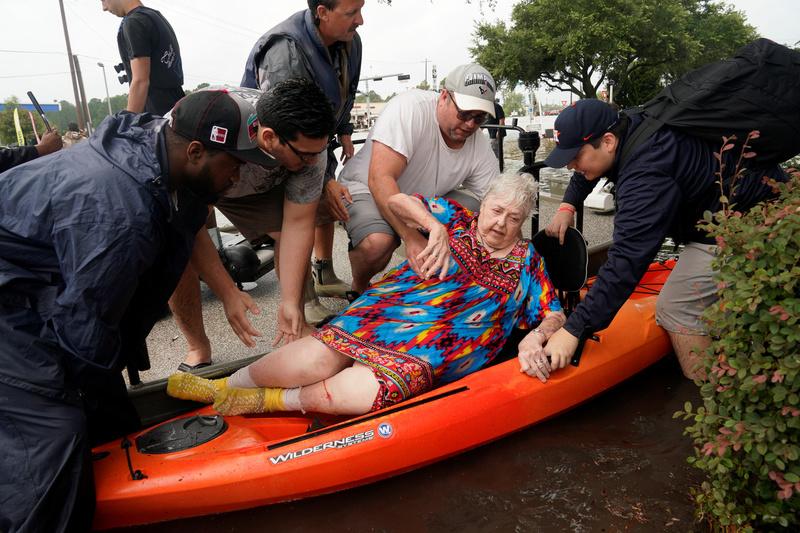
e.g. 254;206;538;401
242;0;364;321
0;89;276;532
540;99;787;380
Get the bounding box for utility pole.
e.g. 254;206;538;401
423;58;430;87
73;55;92;133
58;0;85;128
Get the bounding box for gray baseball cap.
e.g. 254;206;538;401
443;63;496;117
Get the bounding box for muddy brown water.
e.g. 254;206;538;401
115;357;704;533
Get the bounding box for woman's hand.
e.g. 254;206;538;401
518;330;551;382
415;221;450;280
545;205;575;245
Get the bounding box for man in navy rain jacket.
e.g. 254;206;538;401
540;99;787;380
0;88;276;532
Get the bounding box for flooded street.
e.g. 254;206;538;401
118;358;703;533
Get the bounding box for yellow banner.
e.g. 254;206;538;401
13;108;25;146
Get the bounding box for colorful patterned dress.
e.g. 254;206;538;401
313;197;562;410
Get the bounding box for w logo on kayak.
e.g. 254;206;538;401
377;422;393;439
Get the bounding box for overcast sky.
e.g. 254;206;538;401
1;0;798;109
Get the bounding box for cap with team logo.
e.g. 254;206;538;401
544;99;619;168
170;88;278;168
443;63;496;117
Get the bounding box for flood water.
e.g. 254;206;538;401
117;358;704;533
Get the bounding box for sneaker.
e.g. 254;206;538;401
312;259;351;299
304;299;336;326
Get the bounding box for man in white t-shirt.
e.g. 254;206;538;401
339;63;499;293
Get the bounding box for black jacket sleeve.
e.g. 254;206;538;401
562;171;597;207
0;146;38;173
564;145;682;339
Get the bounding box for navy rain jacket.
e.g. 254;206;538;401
562;114;787;340
0;112;207;400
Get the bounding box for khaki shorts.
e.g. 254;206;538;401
344;189;481;248
215;182;335;242
655;242;718;336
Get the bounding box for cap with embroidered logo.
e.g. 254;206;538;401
544;99;619;168
443;63;496;117
170;88;278;168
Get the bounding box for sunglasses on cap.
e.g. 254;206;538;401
446;91;489;126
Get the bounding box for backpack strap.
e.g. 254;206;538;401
618;109;664;170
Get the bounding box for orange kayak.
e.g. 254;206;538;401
92;260;674;530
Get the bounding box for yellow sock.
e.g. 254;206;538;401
166;373;228;403
213;387;285;416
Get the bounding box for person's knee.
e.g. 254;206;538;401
307;364;379;415
351;233;396;268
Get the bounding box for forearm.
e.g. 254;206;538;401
371;174;416;240
277;204;317;308
387;193;438;232
536;311;566;339
190;227;240;301
126;79;149;113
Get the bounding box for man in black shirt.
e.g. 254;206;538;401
102;0;185;115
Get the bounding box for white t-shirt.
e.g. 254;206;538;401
338;90;498;198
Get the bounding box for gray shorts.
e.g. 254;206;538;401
215;182;334;242
655;242;719;335
344;189;481;248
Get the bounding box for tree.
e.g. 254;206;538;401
355;90;384;103
472;0;756;106
416;80;431;90
0;97;49;146
501;89;525;115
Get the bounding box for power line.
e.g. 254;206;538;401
0;72;71;79
0;49;65;56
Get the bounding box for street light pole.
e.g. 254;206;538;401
97;62;113;117
359;72;410;128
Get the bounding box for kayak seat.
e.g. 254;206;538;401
491;227;588;366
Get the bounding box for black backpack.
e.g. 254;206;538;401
621;38;800;168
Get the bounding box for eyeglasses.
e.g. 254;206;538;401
279;134;323;163
446;91;489;126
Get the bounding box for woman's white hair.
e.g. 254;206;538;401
481;171;538;218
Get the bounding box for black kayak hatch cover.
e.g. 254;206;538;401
136;415;227;454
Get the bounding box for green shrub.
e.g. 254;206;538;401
678;137;800;531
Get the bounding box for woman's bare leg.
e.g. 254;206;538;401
214;362;380;416
298;362;380;415
246;336;352;388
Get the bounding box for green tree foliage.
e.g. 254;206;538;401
416;80;431;90
501;89;525;115
472;0;757;106
678;141;800;530
355;90;384;103
0;97;49;146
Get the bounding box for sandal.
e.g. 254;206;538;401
177;361;213;372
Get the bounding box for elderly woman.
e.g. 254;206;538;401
168;171;566;416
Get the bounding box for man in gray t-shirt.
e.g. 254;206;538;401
167;82;335;370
